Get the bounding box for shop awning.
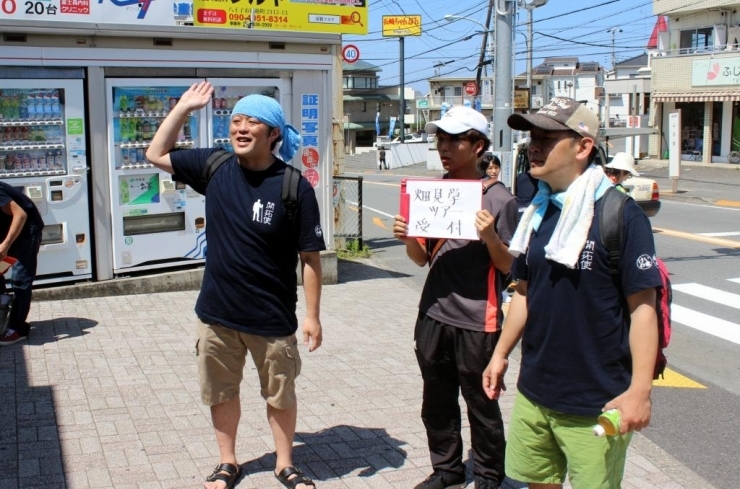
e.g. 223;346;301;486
653;91;740;102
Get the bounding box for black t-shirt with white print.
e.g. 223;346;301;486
512;197;662;416
171;148;326;337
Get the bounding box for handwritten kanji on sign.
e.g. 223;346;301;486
402;179;482;240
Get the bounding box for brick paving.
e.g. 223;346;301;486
0;259;715;488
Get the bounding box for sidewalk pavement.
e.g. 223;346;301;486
1;259;716;489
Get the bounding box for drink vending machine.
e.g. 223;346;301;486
105;79;208;274
0;78;93;284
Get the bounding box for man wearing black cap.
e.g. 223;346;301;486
482;97;662;488
394;106;518;489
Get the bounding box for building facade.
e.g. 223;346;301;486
650;1;740;162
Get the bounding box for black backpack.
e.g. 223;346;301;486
201;150;302;233
599;186;673;379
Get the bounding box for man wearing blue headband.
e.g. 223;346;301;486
147;81;324;489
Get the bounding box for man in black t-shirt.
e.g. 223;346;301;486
483;97;661;488
394;106;518;489
0;181;44;346
146;82;324;489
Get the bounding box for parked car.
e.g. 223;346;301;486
392;133;425;143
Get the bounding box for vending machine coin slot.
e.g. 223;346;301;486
49;180;62;186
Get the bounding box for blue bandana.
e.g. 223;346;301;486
231;94;302;162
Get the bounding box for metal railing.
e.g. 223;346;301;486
332;175;363;248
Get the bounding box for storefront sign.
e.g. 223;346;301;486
669;111;681;180
193;0;368;35
0;0;174;24
301;93;320;187
382;15;421;37
514;89;530;110
692;57;740;86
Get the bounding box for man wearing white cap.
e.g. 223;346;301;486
604;152;639;190
393;106;518;489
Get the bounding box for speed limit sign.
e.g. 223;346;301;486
342;44;360;64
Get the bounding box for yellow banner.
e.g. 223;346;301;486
382;15;422;37
514;88;530;110
193;0;368;35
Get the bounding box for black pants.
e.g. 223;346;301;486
414;313;506;483
0;233;41;336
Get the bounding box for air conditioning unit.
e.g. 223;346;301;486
532;97;543;108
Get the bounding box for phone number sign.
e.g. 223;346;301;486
0;0;174;23
193;0;368;35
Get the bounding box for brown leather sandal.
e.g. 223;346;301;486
205;463;241;489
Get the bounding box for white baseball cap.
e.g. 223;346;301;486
605;152;640;177
425;106;489;136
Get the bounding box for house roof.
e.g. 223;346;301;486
342;60;382;73
615;53;648;68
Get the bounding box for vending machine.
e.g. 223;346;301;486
0;78;93;284
105;79;208;274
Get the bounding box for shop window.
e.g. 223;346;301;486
679;27;713;54
454;86;462;96
676;102;705;154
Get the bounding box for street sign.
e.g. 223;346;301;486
628;115;641;128
464;81;478;96
342;44;360;64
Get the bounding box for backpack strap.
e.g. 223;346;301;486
482;179;505;194
599;186;630;276
202;150;233;187
282;164;301;223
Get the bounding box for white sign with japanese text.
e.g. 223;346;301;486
402;179;482;240
0;0;174;26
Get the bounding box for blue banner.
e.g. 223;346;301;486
375;111;381;137
389;116;397;137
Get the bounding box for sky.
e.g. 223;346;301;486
343;0;659;94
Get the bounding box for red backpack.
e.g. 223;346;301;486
600;187;672;379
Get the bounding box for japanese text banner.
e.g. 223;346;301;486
0;0;174;25
193;0;368;35
400;179;482;240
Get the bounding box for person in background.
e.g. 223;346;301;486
378;146;388;170
604;152;639;192
394;106;518;489
0;180;44;346
146;82;324;489
480;153;501;182
483;96;660;489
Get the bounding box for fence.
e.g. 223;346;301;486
332;175;363;248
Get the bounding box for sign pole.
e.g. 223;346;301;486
400;36;405;144
669;110;681;194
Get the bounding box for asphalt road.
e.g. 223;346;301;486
343;162;740;488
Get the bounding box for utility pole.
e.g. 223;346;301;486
476;0;495;108
399;36;405;143
526;7;533;91
607;26;622;69
493;0;514;153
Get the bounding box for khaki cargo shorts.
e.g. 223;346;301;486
195;319;302;409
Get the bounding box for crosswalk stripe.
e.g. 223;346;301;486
673;283;740;310
729;278;740;284
672;304;740;345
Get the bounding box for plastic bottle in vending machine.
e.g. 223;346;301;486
29;154;38;171
121;147;130;166
26;92;36;120
51;90;61;119
135;119;143;141
119;93;129;113
128;146;138;165
137;148;145;164
46;150;54;169
0;155;5;171
54;149;63;170
183;119;192;140
43;92;53;119
19;98;28;120
14;153;23;171
119;119;129;143
34;94;44;120
142;120;151;141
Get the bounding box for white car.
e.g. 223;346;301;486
392;134;425;143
